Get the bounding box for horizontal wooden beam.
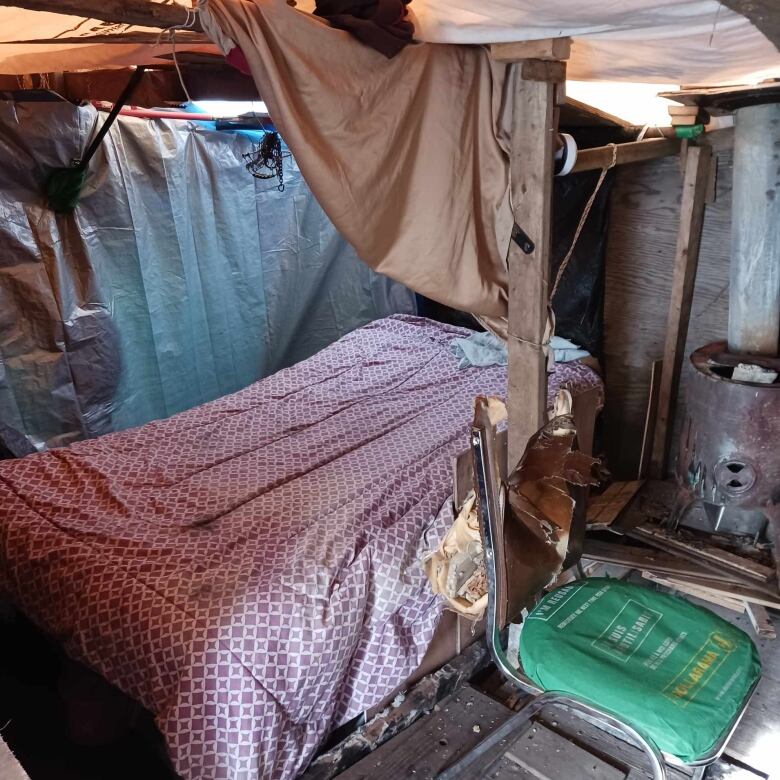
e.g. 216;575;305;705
490;37;571;62
520;58;566;83
9;32;209;45
572;137;681;173
0;0;202;31
0;65;259;105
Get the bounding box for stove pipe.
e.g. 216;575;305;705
728;103;780;357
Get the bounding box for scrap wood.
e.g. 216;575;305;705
627;522;775;583
586;480;644;528
582;539;746;584
642;571;746;613
643;571;780;611
744;602;776;640
609;479;677;533
638;360;663;480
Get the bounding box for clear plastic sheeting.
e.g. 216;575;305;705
0;100;415;450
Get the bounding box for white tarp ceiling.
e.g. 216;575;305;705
0;0;778;84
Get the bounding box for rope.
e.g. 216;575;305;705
155;6;200;104
507;309;556;353
549;142;618;301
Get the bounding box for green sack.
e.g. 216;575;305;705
520;577;760;762
46;166;87;214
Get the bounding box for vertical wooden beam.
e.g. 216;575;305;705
649;144;713;477
506;71;559;469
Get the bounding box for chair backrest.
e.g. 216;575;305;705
471;396;596;631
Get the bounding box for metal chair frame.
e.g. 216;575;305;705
438;421;760;780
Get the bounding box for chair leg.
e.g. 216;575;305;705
437;691;667;780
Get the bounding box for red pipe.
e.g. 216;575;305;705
91;102;217;121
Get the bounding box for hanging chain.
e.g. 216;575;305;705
243;131;287;192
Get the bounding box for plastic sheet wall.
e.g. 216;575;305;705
0;100;415;450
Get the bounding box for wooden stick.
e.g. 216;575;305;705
0;0;201;31
642;571;746;613
745;602;776;640
10;32;208;44
647;572;780;611
637;360;663;479
628;522;775;582
649;144;712;477
582;539;747;584
506;71;559;468
572;138;681;173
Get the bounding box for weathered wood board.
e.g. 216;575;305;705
503;723;626;779
587;481;644;528
603;132;734;479
335;686;514;780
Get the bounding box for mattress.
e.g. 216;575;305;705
0;315;602;780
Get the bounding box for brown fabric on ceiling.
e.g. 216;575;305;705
204;0;512;318
314;0;414;58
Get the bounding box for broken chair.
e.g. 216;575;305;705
439;397;761;780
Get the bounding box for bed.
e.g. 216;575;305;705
0;315;602;780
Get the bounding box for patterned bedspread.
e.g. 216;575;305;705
0;316;601;780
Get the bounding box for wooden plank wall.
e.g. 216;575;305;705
603;131;733;479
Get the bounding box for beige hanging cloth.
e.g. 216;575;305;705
200;0;513;318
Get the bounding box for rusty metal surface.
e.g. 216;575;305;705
677;341;780;527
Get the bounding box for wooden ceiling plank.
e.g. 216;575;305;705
0;0;202;31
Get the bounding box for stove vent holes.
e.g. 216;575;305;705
715;459;756;494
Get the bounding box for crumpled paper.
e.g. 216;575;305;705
424;491;488;619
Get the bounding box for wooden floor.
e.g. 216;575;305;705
336;582;779;780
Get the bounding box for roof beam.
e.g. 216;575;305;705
572;138;681;173
0;0;202;31
10;32;208;44
490;37;571;62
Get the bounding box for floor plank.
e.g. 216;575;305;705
336;685;513;780
504;723;627;779
527;707;690;780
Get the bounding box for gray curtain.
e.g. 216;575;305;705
0;100;415;449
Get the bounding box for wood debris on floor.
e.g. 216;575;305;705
586;480;645;529
583;480;778;641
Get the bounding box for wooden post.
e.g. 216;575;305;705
649;144;712;477
502;51;565;469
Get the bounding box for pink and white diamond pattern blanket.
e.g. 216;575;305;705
0;316;601;780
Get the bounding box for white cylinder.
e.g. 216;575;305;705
728;103;780;356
